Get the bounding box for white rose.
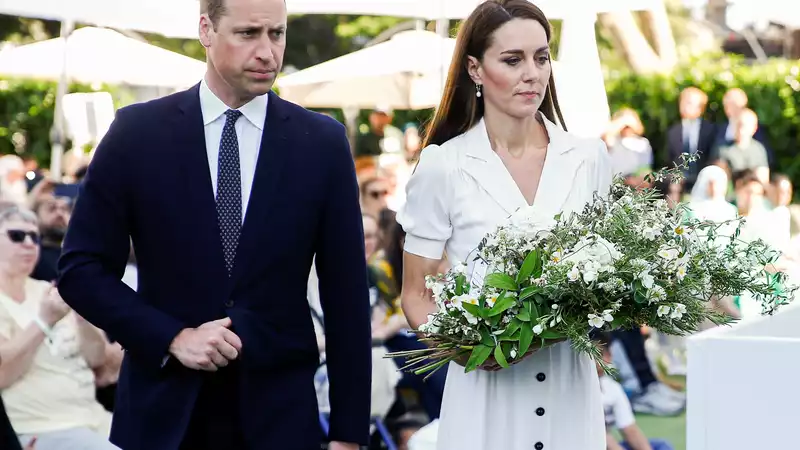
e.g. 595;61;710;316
567;266;581;282
588;314;605;328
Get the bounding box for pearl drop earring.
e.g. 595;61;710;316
476;84;483;98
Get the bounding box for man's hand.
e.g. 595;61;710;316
329;442;359;450
168;318;242;371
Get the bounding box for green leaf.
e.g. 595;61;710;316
479;328;495;347
541;329;565;340
499;330;522;341
488;293;516;317
461;302;483;319
493;344;509;368
505;318;522;336
517;249;541;284
633;280;648;304
525;300;541;323
498;319;523;341
516;309;530;321
484;273;518;291
519;285;540;301
465;344;493;372
455;274;466;296
519;322;534;356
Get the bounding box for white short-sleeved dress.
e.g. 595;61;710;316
397;116;613;450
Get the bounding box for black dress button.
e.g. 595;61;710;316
536;407;545;416
536;373;546;382
535;442;544;450
225;299;234;307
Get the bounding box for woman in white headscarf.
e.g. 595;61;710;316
688;165;738;224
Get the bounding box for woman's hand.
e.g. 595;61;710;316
38;284;71;327
454;338;567;372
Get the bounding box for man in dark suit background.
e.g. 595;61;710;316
57;0;372;449
665;86;717;189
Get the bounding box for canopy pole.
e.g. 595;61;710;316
49;19;75;182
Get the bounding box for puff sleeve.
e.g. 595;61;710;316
396;144;453;260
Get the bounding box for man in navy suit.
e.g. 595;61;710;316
57;0;371;449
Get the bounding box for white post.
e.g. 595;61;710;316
554;13;610;138
49;19;75;182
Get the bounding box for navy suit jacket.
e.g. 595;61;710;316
58;86;372;449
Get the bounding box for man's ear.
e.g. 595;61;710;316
199;14;213;48
466;56;482;85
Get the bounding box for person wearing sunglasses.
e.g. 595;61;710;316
0;205;115;450
360;177;390;219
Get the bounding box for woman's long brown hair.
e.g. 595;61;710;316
423;0;567;148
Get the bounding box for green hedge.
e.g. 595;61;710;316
0;78;116;167
605;55;800;184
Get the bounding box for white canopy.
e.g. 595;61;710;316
277;30;455;110
0;27;205;88
0;0;200;38
0;0;661;39
288;0;660;21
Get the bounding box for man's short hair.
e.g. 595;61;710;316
201;0;227;28
680;86;708;107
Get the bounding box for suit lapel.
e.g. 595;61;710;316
230;92;290;286
174;85;229;279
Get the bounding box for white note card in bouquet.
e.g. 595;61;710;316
467;257;489;298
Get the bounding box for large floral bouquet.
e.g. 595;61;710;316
390;159;797;377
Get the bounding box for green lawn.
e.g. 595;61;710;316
636;412;686;450
615;373;687;450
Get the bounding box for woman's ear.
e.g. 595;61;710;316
466;56;482;85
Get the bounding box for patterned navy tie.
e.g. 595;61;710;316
217;109;243;275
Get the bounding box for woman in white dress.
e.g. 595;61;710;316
396;1;611;449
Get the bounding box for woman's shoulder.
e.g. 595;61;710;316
559;130;611;169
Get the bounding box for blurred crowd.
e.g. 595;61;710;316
0;86;797;450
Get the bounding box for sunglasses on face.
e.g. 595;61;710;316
368;190;388;199
6;229;40;244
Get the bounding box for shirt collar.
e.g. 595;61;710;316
199;77;268;130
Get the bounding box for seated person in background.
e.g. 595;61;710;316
596;332;675;450
714;88;773;168
711;109;769;185
0;205;114;450
602;108;653;187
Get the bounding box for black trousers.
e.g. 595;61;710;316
0;398;22;450
180;360;247;450
611;328;657;390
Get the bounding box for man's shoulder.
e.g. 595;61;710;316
113;86;194;126
275;95;345;137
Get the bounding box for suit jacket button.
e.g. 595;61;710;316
535;442;544;450
536;372;546;382
225;299;234;307
536;407;545;416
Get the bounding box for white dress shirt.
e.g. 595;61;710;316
682;118;701;152
199;78;268;221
